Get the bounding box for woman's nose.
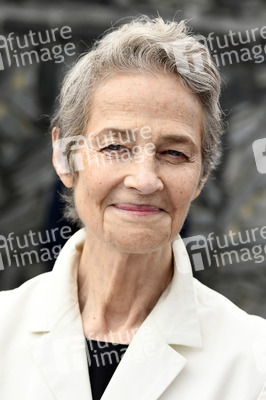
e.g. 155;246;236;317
123;158;163;194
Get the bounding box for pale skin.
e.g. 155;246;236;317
52;72;207;344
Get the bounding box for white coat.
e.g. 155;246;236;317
1;228;266;400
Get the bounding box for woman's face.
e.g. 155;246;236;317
58;72;205;253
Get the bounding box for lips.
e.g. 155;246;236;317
112;203;163;216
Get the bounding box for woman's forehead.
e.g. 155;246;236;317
88;73;203;137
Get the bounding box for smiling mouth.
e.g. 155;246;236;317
112;203;163;216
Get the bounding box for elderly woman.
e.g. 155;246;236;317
1;16;266;400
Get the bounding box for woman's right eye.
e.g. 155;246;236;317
102;144;127;152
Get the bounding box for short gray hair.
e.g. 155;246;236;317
52;15;223;225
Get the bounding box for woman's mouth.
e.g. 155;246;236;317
112;203;163;216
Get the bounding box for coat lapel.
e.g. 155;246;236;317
28;229;92;400
30;304;92;400
102;236;203;400
100;319;186;400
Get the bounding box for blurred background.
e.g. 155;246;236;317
0;0;266;316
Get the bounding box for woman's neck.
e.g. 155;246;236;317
78;230;174;344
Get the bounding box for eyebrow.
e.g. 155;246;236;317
158;135;198;151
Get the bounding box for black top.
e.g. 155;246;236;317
86;339;129;400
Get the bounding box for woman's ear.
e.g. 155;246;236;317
52;127;74;188
192;170;209;201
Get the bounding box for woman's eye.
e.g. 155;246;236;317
103;144;123;151
163;150;187;158
167;150;183;156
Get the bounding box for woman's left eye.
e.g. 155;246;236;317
166;150;182;156
163;150;187;158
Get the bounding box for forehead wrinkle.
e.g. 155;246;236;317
89;128;137;142
94;91;202;128
93;102;201;132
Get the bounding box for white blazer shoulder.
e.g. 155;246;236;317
1;228;266;400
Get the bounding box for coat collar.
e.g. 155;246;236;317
28;228;85;332
146;236;203;348
28;228;202;400
29;228;202;348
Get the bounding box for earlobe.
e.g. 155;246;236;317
52;127;74;188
